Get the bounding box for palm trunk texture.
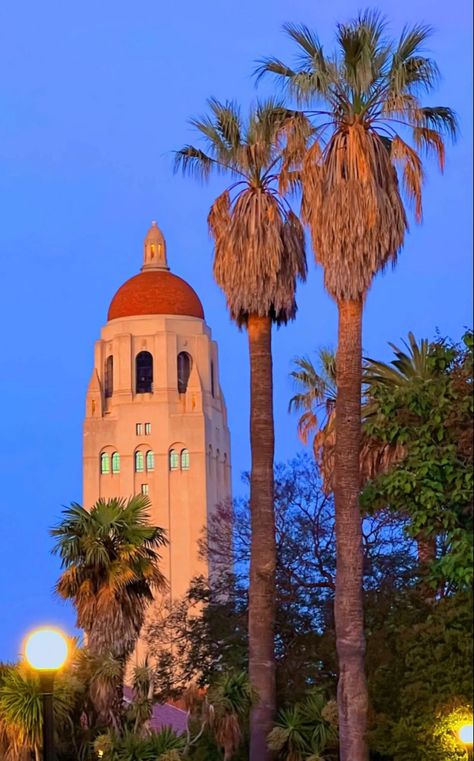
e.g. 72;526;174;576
334;299;369;761
247;314;276;761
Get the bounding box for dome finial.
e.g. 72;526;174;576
142;221;169;272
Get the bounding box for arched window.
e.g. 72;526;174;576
210;360;215;398
104;355;113;398
181;449;190;470
136;351;153;394
111;452;120;473
169;449;179;471
135;451;144;472
100;452;110;474
146;451;154;471
177;352;192;394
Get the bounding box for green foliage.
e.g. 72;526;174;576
0;663;83;760
362;330;473;587
368;591;473;760
95;726;186;761
268;690;338;760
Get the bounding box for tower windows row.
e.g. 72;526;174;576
169;448;190;471
100;448;190;474
103;351;203;396
136;422;152;436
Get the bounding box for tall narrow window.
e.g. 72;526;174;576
136;351;153;394
141;484;149;496
169;449;179;471
210;360;215;398
135;451;144;472
136;423;143;436
100;452;110;474
177;352;192;394
145;422;152;435
181;449;190;470
146;451;154;471
111;452;120;473
105;355;113;398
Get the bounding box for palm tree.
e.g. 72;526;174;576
206;671;254;761
0;664;78;761
257;13;457;759
175;99;308;760
51;495;167;728
289;338;433;567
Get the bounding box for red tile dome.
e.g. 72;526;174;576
108;270;204;321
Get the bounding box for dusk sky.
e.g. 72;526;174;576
0;0;471;661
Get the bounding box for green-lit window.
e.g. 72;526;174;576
135;451;144;472
111;452;120;473
181;449;190;470
169;449;179;471
100;452;110;474
146;451;154;471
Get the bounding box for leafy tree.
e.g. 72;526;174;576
367;591;473;760
362;330;473;587
257;13;457;759
51;496;167;728
146;456;415;704
176;99;308;760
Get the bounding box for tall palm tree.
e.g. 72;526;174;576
175;99;308;760
257;13;457;760
51;495;167;728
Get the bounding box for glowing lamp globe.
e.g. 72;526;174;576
25;628;68;671
459;723;473;745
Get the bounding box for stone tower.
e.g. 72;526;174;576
83;222;232;660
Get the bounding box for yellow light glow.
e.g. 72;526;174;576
459;723;474;745
24;627;68;671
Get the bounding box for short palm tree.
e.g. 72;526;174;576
51;495;167;728
257;13;457;760
206;671;254;761
0;664;77;761
176;99;308;760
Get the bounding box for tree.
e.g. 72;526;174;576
146;456;416;707
51;496;167;728
362;330;473;587
176;99;308;759
258;15;456;757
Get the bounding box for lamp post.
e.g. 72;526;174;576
459;723;474;761
24;627;68;761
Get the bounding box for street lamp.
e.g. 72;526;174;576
459;723;474;761
24;627;68;761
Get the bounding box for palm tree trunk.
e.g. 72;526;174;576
247;314;276;761
334;298;369;761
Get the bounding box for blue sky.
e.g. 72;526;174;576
0;0;471;661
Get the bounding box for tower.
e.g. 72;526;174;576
83;222;232;659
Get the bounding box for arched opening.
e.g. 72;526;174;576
177;352;192;394
104;355;114;398
100;452;110;474
169;449;179;471
135;451;144;472
111;452;120;473
146;451;154;471
136;351;153;394
181;448;190;470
